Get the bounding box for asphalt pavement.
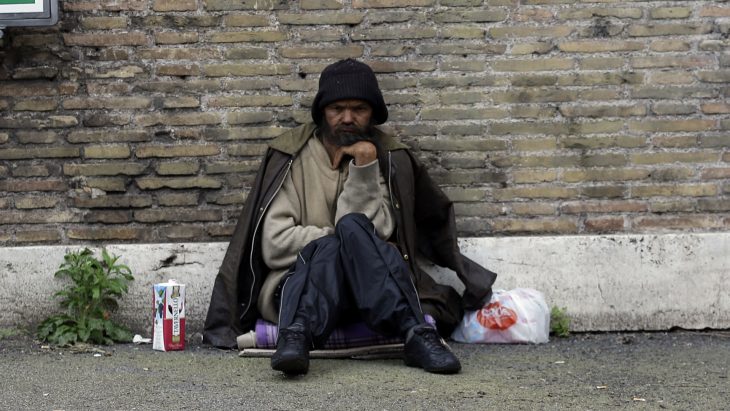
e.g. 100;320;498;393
0;330;728;410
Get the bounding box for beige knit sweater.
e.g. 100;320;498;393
257;136;395;322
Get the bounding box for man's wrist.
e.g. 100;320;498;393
350;157;378;168
353;155;377;166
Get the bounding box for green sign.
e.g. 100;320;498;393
0;0;58;28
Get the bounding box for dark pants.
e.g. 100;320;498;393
277;213;426;348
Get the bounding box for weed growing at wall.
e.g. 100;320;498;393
37;248;134;346
550;306;571;338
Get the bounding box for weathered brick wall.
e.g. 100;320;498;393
0;0;728;245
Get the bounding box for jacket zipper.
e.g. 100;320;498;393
387;152;424;315
241;158;293;322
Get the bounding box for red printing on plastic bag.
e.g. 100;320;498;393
476;301;518;330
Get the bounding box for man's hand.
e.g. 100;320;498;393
331;140;377;169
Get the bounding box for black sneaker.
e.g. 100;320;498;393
403;326;461;374
271;328;310;375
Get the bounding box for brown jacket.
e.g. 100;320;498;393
203;123;497;348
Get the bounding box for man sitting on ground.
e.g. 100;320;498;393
203;59;497;376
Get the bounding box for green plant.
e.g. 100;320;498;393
550;306;571;338
37;248;135;346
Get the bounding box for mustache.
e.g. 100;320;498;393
332;130;374;147
320;122;376;147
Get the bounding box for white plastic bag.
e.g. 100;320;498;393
451;288;550;344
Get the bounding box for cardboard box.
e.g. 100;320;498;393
153;281;186;351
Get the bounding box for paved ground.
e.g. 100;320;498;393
0;330;728;410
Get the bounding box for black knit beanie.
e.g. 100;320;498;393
311;58;388;125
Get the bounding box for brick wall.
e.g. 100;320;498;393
0;0;728;245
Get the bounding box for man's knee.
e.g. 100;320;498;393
335;213;371;237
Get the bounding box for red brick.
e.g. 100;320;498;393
585;217;625;233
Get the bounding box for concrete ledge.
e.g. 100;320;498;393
1;233;728;335
463;233;729;331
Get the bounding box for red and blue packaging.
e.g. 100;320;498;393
153;280;186;351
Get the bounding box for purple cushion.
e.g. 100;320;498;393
254;315;436;349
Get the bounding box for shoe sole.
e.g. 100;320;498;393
403;356;461;374
271;357;309;375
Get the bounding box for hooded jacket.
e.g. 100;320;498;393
203;123;497;348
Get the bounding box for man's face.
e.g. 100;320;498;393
323;99;373;141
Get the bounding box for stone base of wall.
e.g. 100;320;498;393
1;233;728;336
